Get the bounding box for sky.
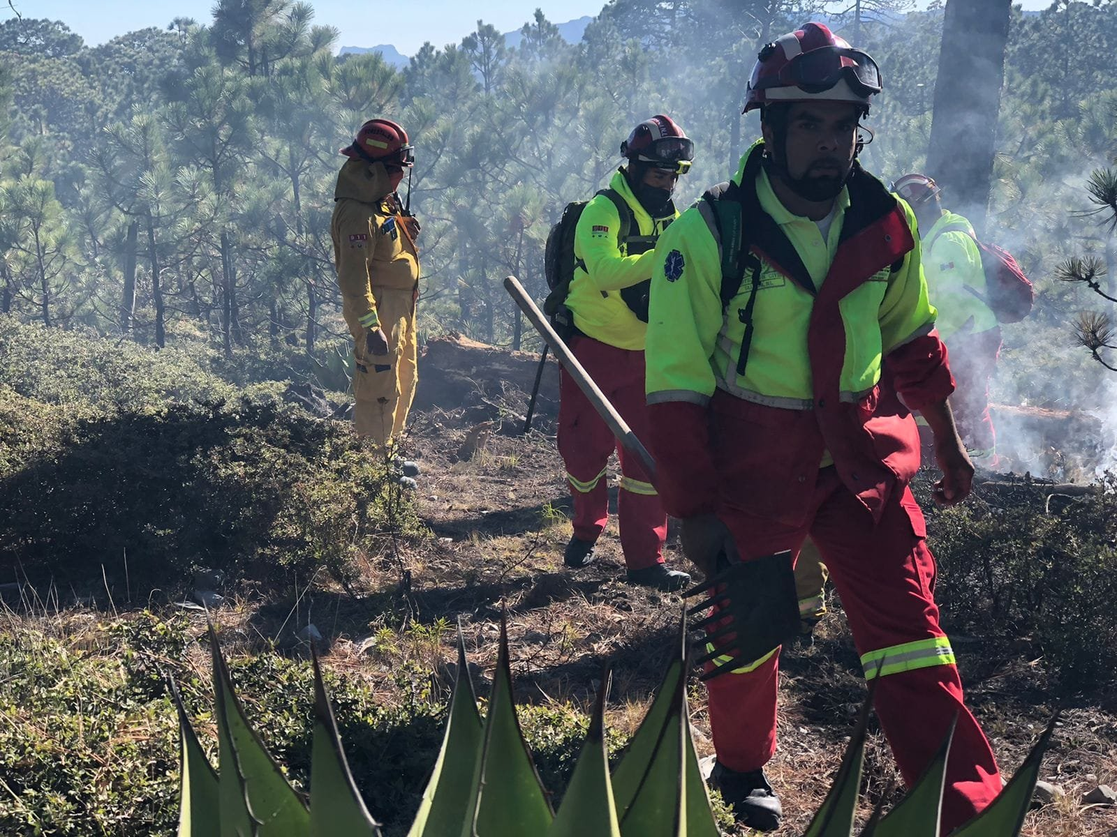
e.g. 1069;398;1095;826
4;0;1056;55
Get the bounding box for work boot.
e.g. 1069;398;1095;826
626;563;691;592
563;536;597;568
391;456;421;478
709;762;782;832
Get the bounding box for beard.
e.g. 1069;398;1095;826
786;160;849;202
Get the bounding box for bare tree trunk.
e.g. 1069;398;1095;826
1;260;12;314
220;236;232;357
269;296;280;349
306;279;317;353
121;219;139;336
34;231;51;327
289;150;316;353
146;214;165;348
220;230;237;356
512;226;525;351
926;0;1012;236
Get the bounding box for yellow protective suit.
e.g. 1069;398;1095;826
331;158;420;447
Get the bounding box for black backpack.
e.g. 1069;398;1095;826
543;189;656;335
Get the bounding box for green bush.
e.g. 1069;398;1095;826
0;317;240;408
0;392;415;591
0;319;414;592
918;472;1117;689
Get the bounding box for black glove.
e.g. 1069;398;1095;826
365;327;389;356
679;513;738;579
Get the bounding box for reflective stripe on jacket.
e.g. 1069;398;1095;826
567;169;676;351
645;141;954;523
331;158;420;333
922;211;997;340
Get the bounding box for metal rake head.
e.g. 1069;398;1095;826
683;549;800;681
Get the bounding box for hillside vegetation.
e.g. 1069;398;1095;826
0;322;1114;836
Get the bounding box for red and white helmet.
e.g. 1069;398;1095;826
621;114;695;174
341;118;415;167
744;22;881;114
891;173;942;206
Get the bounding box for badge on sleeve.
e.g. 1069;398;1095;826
664;249;685;282
381;217;399;241
591;225;610;238
348;233;368;249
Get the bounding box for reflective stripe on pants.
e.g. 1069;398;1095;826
704;467;1000;834
557;336;666;571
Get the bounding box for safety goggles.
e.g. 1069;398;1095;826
638;137;695;173
391;144;416;167
761;46;882;97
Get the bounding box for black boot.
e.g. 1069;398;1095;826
563;536;597;568
626;563;691;592
709;762;782;831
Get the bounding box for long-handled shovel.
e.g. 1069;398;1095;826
503;275;798;679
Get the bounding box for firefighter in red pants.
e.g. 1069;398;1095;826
644;24;1002;832
894;173;1001;465
558;115;695;591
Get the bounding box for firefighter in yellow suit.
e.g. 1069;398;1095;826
331;118;420;448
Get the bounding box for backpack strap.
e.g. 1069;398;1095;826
701;179;768;377
924;219;972;253
598;188;634;247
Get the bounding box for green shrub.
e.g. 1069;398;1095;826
917;472;1117;688
0;317;240;408
0;393;416;591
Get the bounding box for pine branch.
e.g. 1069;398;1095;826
1074;311;1117;372
1056;255;1117;303
1086;167;1117;234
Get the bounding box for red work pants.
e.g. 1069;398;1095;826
706;467;1001;832
945;327;1001;459
557;336;666;571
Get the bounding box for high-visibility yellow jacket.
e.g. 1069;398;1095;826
644;141;954;524
567;169;677;351
647;142;937;406
921;211;997;340
331;158;420;334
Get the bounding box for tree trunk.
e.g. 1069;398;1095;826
219;230;241;354
305;279;317;353
926;0;1012;236
269;296;280;349
1;259;12;314
220;233;233;357
34;230;51;327
121;219;139;336
146;214;165;348
511;226;525;351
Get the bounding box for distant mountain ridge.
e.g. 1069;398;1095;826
338;15;593;67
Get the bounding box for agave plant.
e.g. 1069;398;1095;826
173;618;1055;836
